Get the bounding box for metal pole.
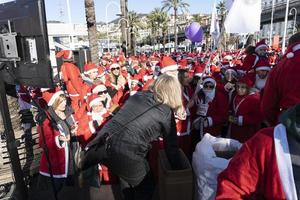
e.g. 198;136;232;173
269;0;275;46
66;0;74;50
0;80;27;200
282;0;290;54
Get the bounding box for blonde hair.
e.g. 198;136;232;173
52;94;67;110
151;74;183;111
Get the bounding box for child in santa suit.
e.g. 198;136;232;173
77;94;111;187
77;94;110;147
38;88;77;193
228;75;262;143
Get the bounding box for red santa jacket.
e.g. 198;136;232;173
38;118;69;178
229;92;262;143
217;125;298;199
77;110;110;147
262;42;300;126
204;89;229;136
242;53;259;72
176;87;193;136
60;62;86;100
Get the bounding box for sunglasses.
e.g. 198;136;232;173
203;84;215;89
111;67;120;71
98;90;108;95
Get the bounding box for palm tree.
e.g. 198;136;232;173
147;8;169;52
84;0;99;64
128;11;143;55
216;0;226;30
192;14;204;24
147;8;161;48
162;0;189;50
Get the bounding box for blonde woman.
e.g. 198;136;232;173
38;88;77;193
80;74;185;200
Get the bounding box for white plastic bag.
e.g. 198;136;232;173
192;133;242;200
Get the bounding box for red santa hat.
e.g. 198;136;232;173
84;63;98;74
194;65;205;77
255;58;271;71
202;76;216;86
284;41;300;59
178;59;188;70
255;39;268;52
160;56;178;74
42;87;64;106
92;84;107;94
56;50;73;60
237;75;253;87
88;94;104;111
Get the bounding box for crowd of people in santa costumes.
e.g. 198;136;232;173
15;29;300;198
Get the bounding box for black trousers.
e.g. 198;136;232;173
82;144;155;200
120;171;155;200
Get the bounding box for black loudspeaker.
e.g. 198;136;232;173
0;0;53;88
56;49;91;73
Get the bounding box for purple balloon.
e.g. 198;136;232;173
185;22;203;43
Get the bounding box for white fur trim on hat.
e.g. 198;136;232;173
48;91;64;106
92;85;107;94
41;88;50;92
286;52;294;59
255;44;268;52
89;97;104;108
84;68;98;75
194;73;203;78
286;43;300;59
161;64;178;74
110;63;120;69
203;77;216;86
256;66;271;71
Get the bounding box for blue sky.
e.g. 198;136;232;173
45;0;219;23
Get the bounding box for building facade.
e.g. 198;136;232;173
261;0;300;46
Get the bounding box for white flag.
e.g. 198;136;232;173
225;0;234;10
224;0;261;34
210;0;220;48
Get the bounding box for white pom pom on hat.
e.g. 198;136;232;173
286;52;294;59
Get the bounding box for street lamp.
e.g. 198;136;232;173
289;7;297;35
105;1;120;52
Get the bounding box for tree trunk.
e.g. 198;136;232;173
130;28;136;56
174;8;178;51
120;0;127;43
85;0;99;64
